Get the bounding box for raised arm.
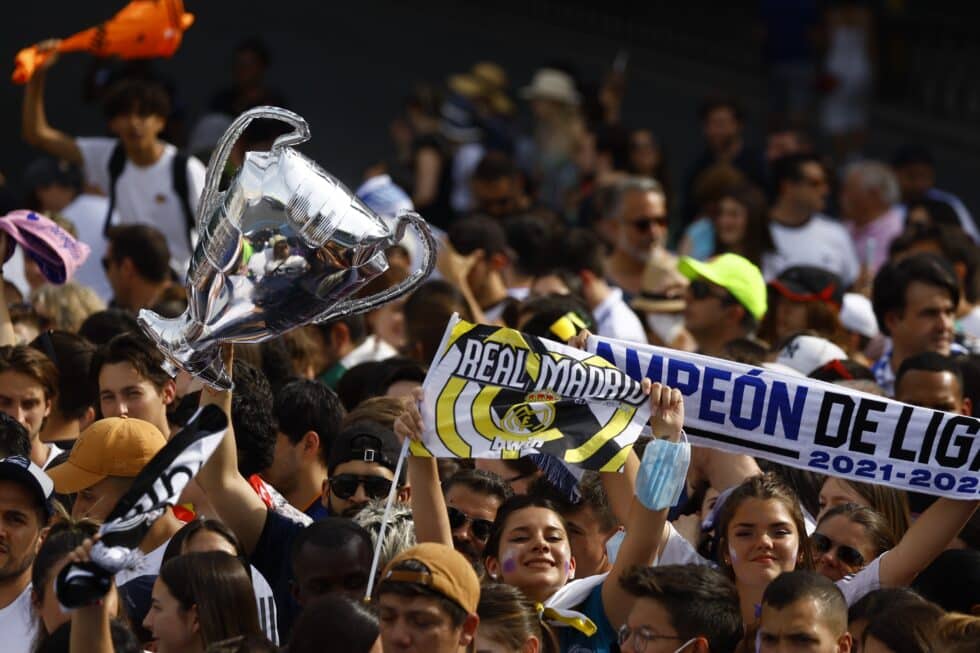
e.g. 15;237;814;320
21;40;82;164
601;381;687;630
66;538;114;653
195;346;269;555
600;449;639;528
878;497;979;588
690;446;761;493
393;388;453;547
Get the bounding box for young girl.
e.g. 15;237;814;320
396;380;689;652
477;583;559;653
162;518;279;644
818;476;911;538
144;551;267;653
812;504;896;582
684;472;976;624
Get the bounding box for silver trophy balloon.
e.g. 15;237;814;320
138;106;435;389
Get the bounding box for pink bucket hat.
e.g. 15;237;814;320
0;210;90;284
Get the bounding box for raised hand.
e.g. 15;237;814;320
644;379;684;442
393;387;425;444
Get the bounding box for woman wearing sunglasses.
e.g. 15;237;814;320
642;470;976;628
812;504;896;582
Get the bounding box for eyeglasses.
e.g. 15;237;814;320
328;474;393;500
617;624;691;653
688;280;735;304
447;506;494;541
628;216;669;232
810;532;865;568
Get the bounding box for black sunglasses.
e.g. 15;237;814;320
688;280;734;303
328;474;393;500
810;532;865;568
628;215;669;232
447;506;494;541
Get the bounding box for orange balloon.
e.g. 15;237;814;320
13;0;194;84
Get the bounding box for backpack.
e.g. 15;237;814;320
102;141;195;243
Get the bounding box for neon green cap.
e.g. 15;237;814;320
678;253;768;321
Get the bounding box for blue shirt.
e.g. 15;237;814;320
251;509;304;641
305;498;329;521
559;584;618;653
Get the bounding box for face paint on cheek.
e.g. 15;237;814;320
502;557;517;574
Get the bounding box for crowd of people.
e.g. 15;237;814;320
0;21;978;653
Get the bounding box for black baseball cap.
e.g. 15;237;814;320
769;266;844;309
327;421;401;476
0;455;54;519
23;157;83;192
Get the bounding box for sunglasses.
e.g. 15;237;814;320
810;532;865;568
328;474;393;500
688;280;734;303
628;216;669;232
447;506;494;541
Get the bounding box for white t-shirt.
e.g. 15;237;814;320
594;287;648;345
763;215;860;286
655;521;710;567
837;552;883;606
61;193;116;302
959;306;980;339
42;442;64;471
251;566;279;645
76;137;206;275
0;584;35;653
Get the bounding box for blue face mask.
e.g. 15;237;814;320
635;431;691;512
605;528;625;564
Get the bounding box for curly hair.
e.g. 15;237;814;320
230;359;276;477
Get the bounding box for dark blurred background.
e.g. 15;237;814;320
2;0;978;214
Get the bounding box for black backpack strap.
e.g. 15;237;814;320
171;151;195;245
103;142;127;235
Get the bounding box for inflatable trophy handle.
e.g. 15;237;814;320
312;208;436;325
198;105;310;230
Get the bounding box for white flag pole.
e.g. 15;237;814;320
364;437;410;601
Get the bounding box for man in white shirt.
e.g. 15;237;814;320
0;456;53;653
764;154;860;286
565;228;648;344
22;44;205;276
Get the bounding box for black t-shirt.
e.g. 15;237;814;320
250;509;304;641
407;133;455;231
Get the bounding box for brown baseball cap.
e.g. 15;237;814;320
381;542;480;615
46;416;167;494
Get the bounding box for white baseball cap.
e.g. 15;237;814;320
840;293;880;338
776;334;848;376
